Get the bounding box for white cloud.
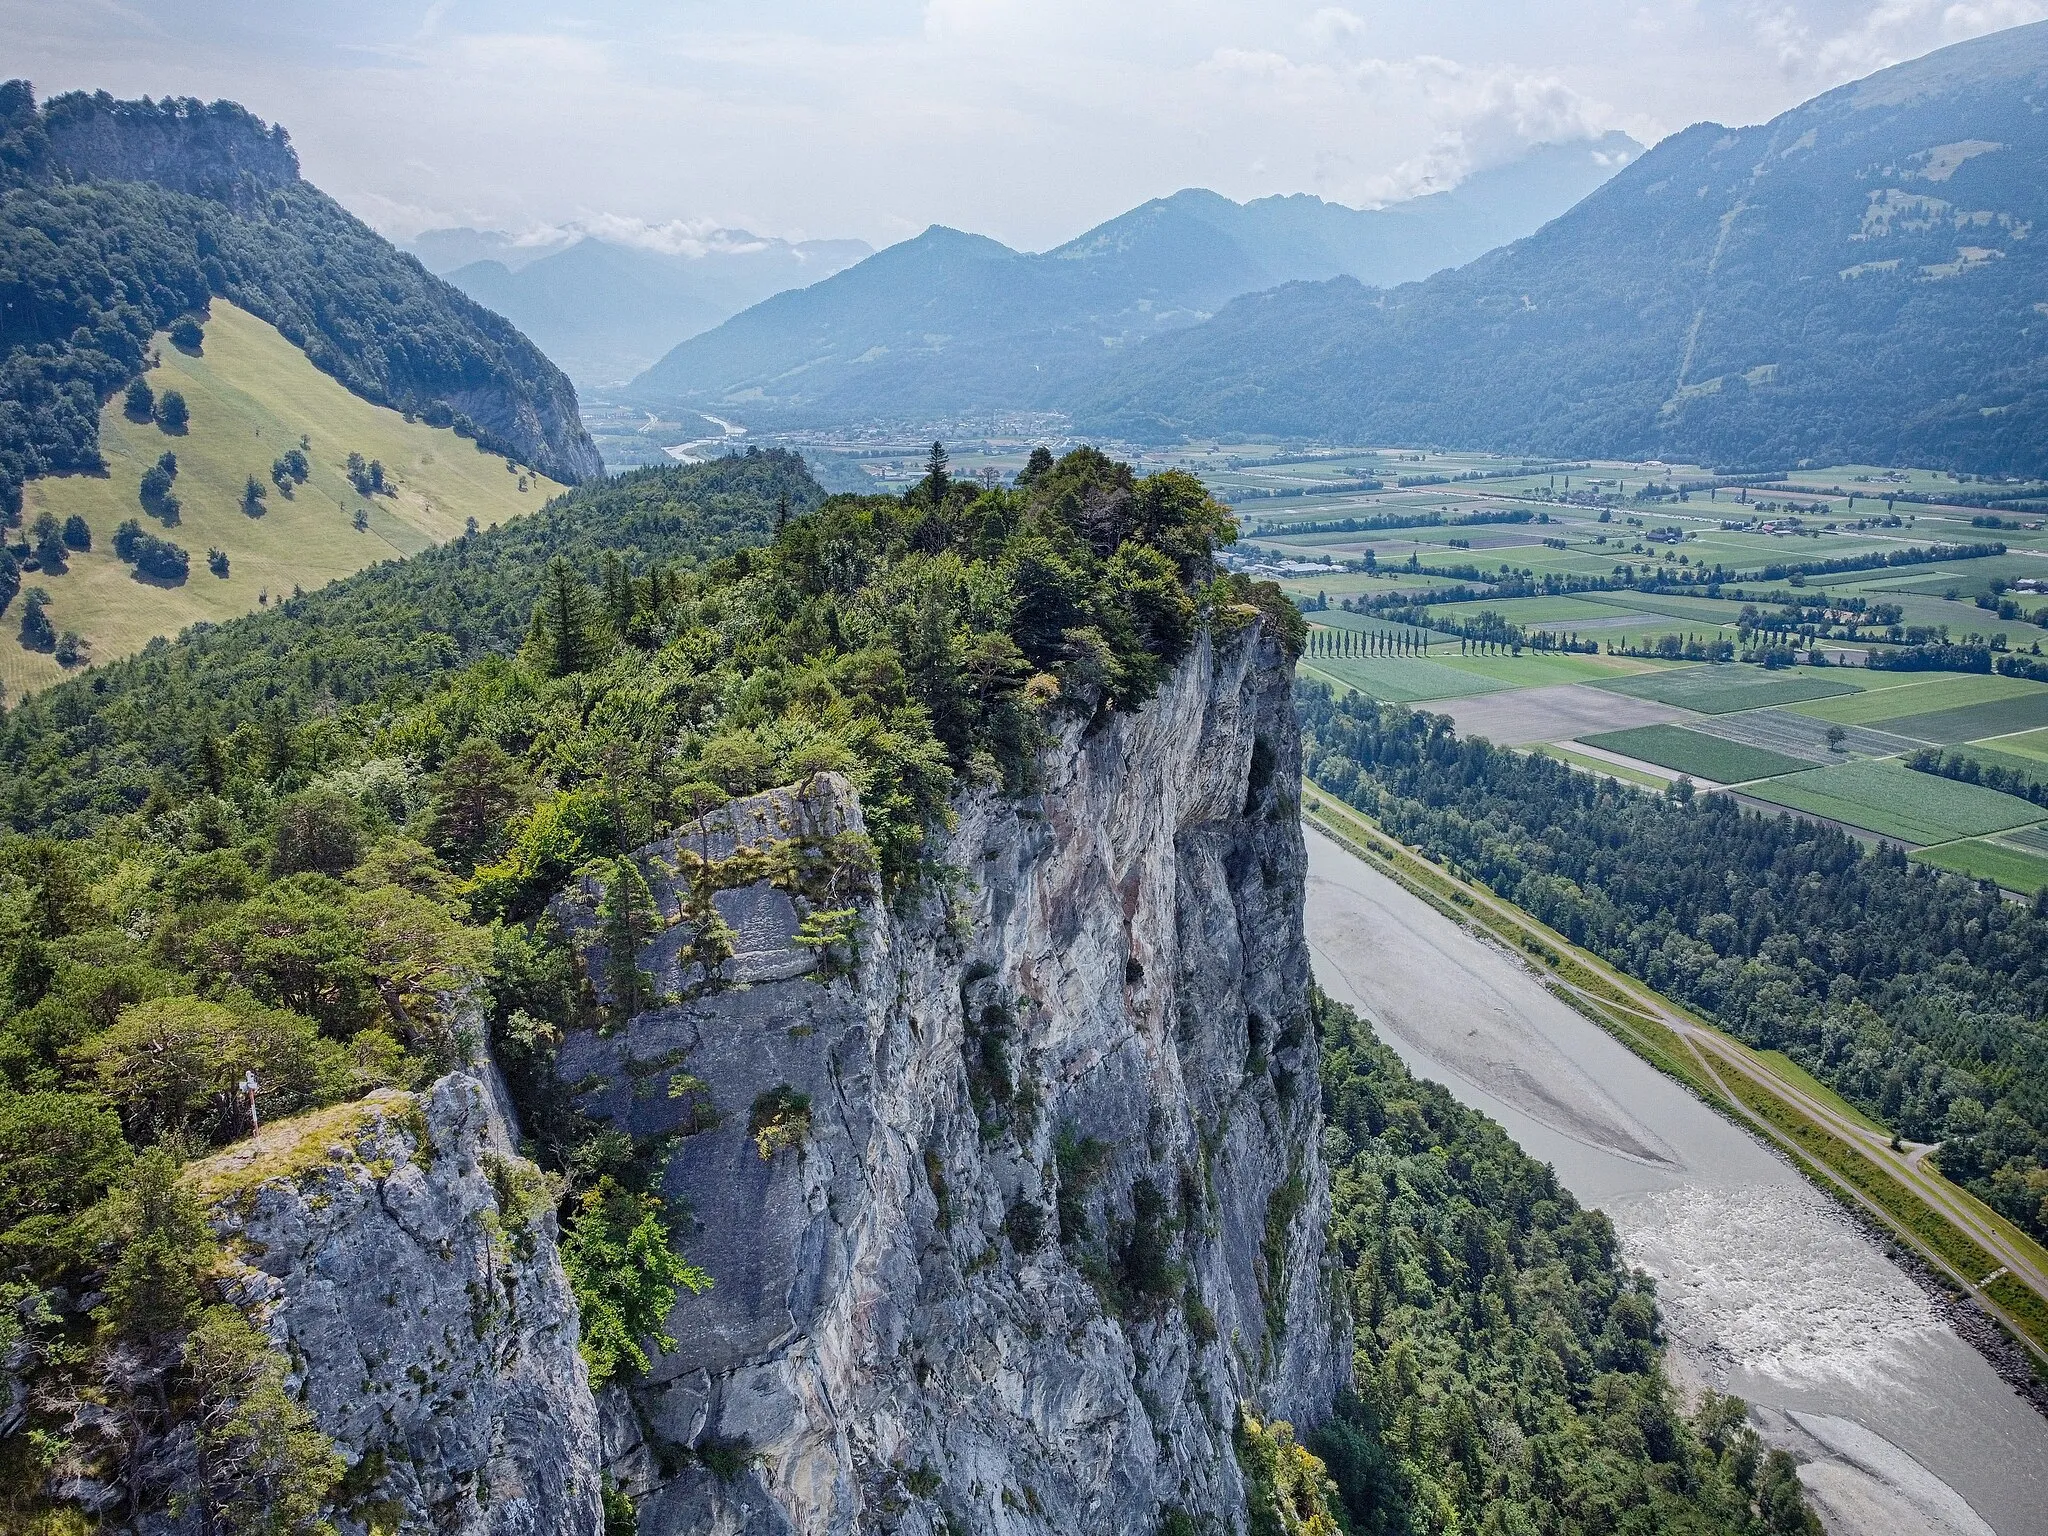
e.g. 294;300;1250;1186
2;0;2041;249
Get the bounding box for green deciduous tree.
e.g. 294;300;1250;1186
559;1177;710;1386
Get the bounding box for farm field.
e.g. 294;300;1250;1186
1785;671;2041;724
1988;727;2048;764
1591;667;1861;714
1741;760;2043;844
1579;725;1812;784
1298;655;1519;704
1910;838;2048;895
1534;744;1672;789
1881;693;2048;745
1130;438;2048;884
1434;651;1636;688
1687;708;1920;762
11;301;562;700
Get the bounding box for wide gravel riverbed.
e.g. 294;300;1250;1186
1305;826;2048;1536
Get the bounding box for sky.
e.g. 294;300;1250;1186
7;0;2045;252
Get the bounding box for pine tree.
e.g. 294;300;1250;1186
533;557;603;677
599;857;662;1018
601;552;636;637
922;441;950;507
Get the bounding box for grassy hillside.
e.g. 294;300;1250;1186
10;301;563;699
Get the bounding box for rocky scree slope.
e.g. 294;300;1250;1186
540;615;1345;1533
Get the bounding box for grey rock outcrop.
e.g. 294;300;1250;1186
557;617;1346;1534
194;1074;603;1536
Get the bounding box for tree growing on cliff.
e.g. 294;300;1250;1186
181;1304;346;1536
597;856;661;1018
559;1178;710;1386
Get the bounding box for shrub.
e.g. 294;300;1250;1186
18;587;53;651
748;1085;812;1160
112;519;189;581
155;389;188;432
123;376;155;422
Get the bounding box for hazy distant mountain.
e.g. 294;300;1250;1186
409;227;575;275
1076;23;2048;475
418;229;870;389
624;136;1638;422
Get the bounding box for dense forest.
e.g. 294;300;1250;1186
0;452;819;834
1311;991;1818;1536
0;445;1301;1528
0;82;601;507
1299;684;2048;1247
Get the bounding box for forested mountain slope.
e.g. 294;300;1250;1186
624;137;1635;424
1078;22;2048;475
0;450;819;835
0;83;603;503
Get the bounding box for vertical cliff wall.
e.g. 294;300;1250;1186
193;1076;603;1536
553;617;1345;1534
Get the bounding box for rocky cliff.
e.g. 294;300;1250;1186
547;615;1346;1533
192;1076;603;1536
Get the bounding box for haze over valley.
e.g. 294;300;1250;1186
3;6;2048;1536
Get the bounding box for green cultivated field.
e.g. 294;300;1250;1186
1911;838;2048;895
1990;727;2048;764
1580;725;1812;784
1436;651;1636;688
1593;666;1860;714
1743;759;2044;844
1786;672;2040;724
1300;655;1518;703
1539;744;1673;789
1883;693;2048;745
12;301;564;700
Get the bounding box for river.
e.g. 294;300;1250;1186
1304;826;2048;1536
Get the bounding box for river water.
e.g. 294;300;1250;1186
1304;827;2048;1536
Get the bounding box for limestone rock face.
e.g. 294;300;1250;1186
560;620;1346;1535
196;1075;603;1536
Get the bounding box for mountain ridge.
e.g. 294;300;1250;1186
428;228;873;389
1071;21;2048;473
0;83;603;494
623;134;1640;422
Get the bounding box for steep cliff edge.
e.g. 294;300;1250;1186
550;616;1345;1533
190;1076;603;1536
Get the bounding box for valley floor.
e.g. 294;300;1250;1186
1303;825;2048;1536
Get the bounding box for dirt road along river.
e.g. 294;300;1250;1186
1305;826;2048;1536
